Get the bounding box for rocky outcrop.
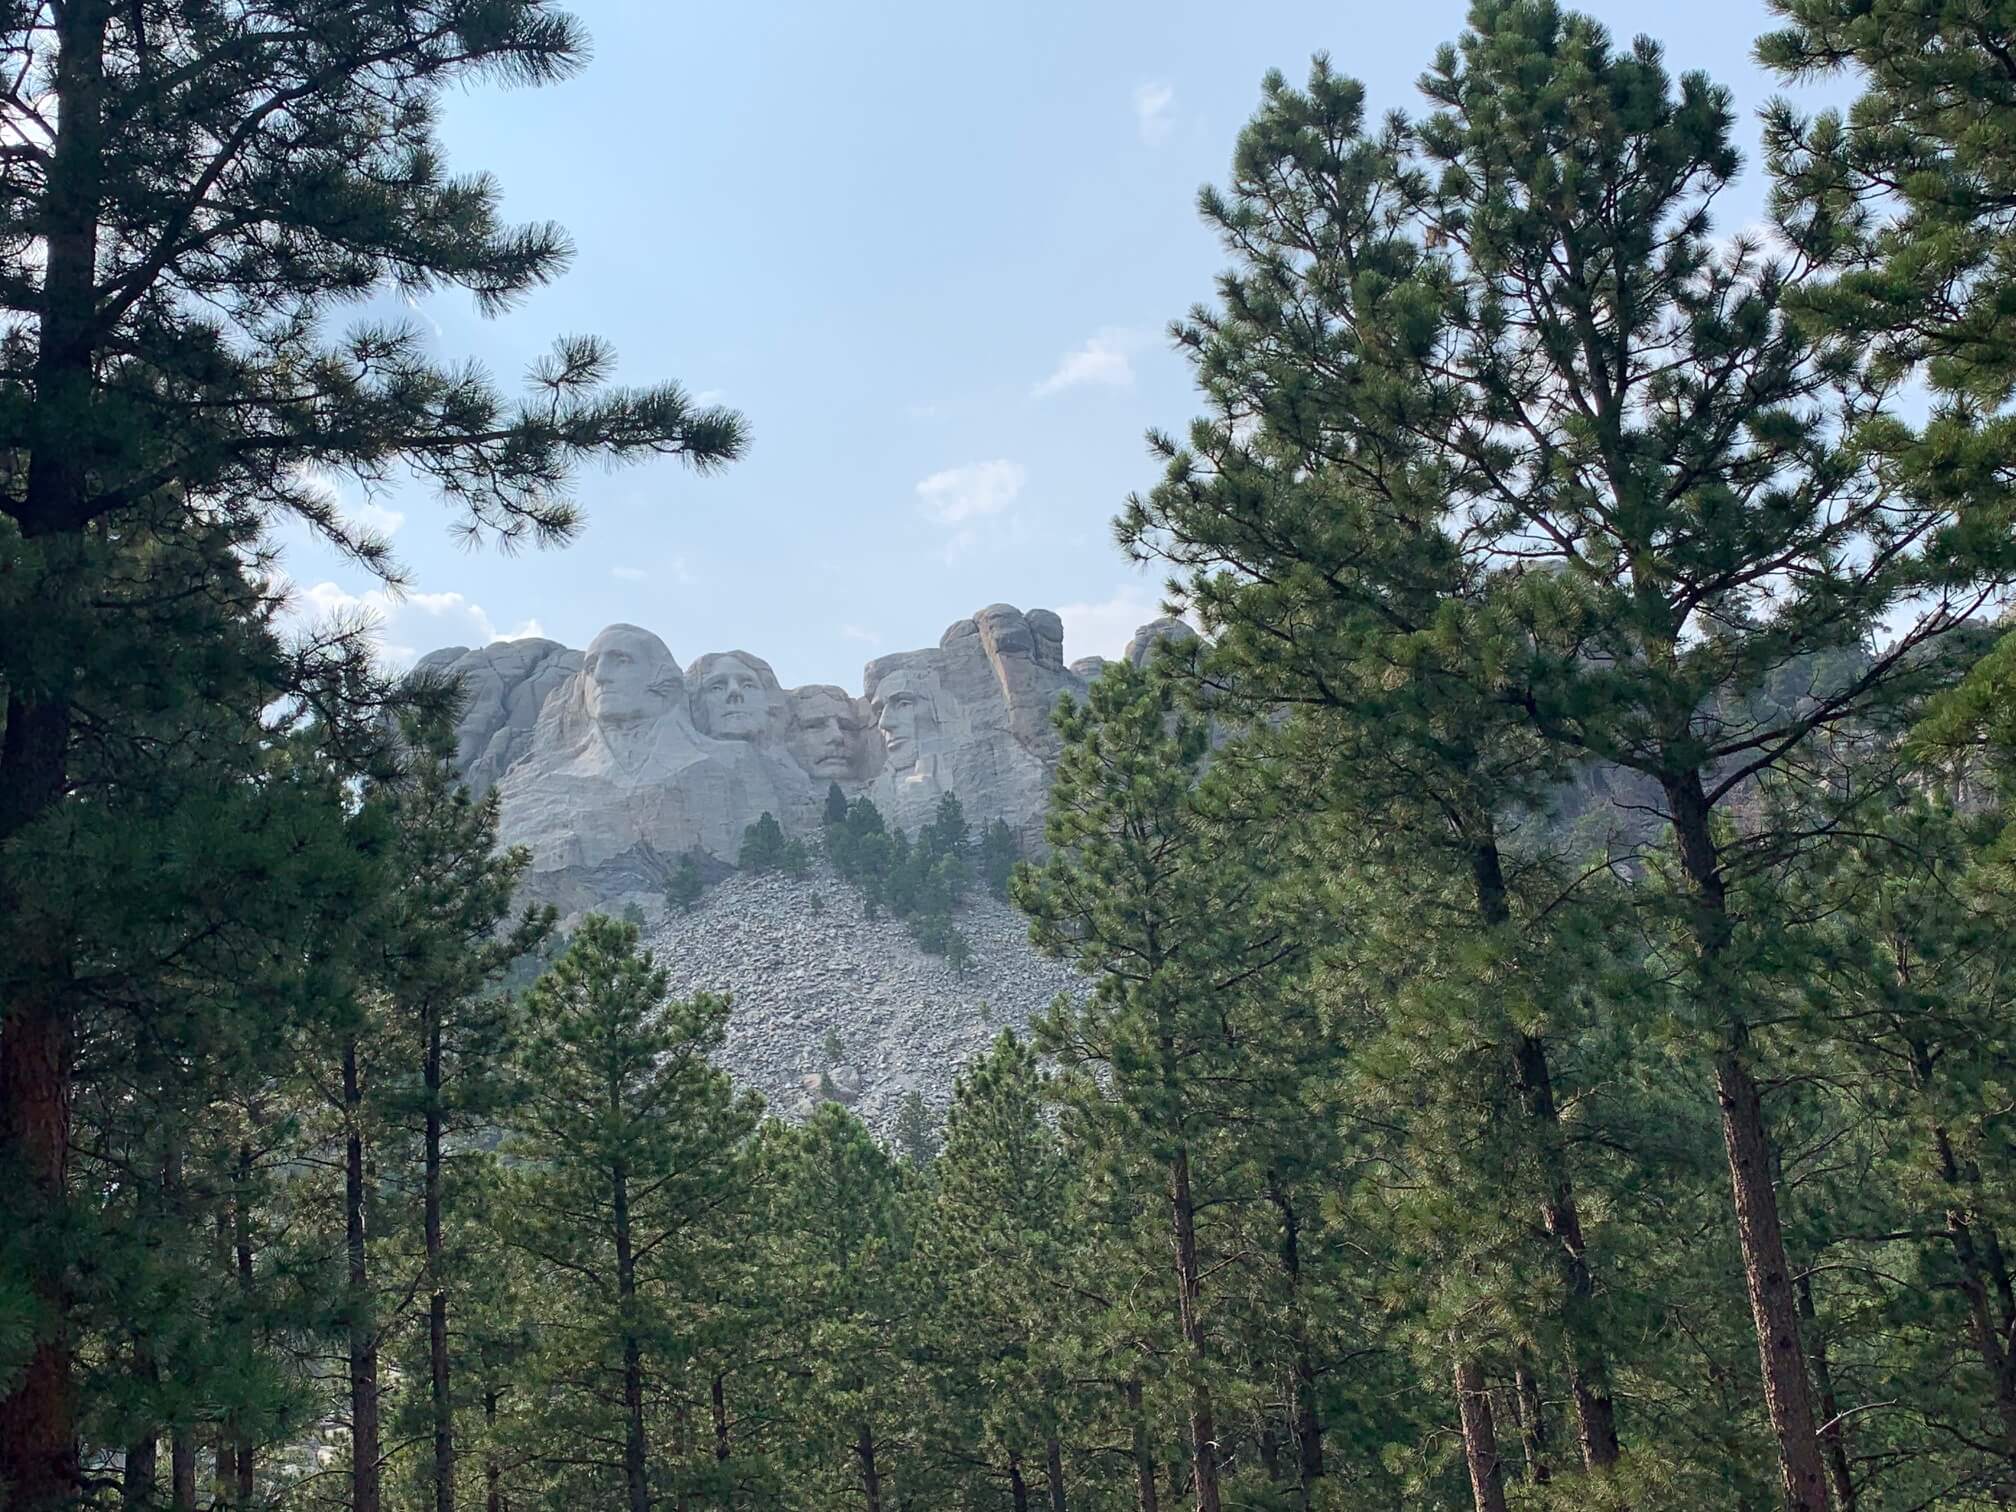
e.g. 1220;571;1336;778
425;603;1183;910
413;638;581;795
631;862;1083;1132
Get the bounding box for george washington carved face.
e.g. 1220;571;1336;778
582;624;684;728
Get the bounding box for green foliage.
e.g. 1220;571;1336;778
892;1090;940;1170
665;851;706;913
738;810;789;871
978;817;1020;900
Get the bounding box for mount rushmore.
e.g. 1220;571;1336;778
418;603;1194;911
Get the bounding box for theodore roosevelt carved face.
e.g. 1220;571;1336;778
788;686;866;779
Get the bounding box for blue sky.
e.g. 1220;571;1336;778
281;0;1843;691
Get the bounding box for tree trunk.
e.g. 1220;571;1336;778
712;1372;730;1465
0;0;108;1487
1045;1435;1067;1512
1513;1356;1550;1485
1798;1276;1856;1512
171;1429;197;1509
855;1422;883;1512
1906;1039;2016;1471
612;1157;651;1512
1667;775;1831;1512
1009;1451;1031;1512
427;1010;457;1512
1512;1032;1622;1469
1169;1145;1223;1512
234;1143;256;1505
485;1390;504;1512
1470;840;1621;1471
1265;1174;1325;1502
345;1038;382;1512
121;1431;158;1509
1453;1351;1509;1512
1124;1379;1159;1512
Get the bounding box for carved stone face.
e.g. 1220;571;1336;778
694;654;774;740
582;625;682;728
872;670;937;771
788;687;863;779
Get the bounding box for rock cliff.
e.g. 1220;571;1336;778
423;603;1183;913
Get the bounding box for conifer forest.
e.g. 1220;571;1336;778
11;1;2016;1509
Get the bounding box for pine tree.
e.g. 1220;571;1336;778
667;853;706;914
760;1106;916;1511
1121;8;2015;1502
366;715;552;1512
497;916;761;1512
0;3;744;1496
740;812;791;872
1016;660;1314;1512
826;782;852;828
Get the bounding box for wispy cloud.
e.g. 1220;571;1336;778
841;624;881;645
916;459;1026;526
916;459;1028;562
611;557;695;585
282;577;540;668
1133;81;1175;146
1033;328;1140;399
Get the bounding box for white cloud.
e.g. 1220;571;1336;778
916;459;1028;562
1033;328;1140;399
916;460;1026;526
841;624;881;645
1057;585;1182;664
1133;82;1175;146
282;578;535;669
611;557;695;585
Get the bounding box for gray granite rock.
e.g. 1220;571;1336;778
426;604;1190;908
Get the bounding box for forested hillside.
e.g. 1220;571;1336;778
6;2;2016;1511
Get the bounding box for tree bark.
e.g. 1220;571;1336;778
235;1142;256;1505
121;1431;158;1509
712;1372;730;1465
1265;1174;1325;1503
1906;1039;2016;1471
345;1037;382;1512
1797;1275;1856;1512
612;1157;650;1512
0;4;108;1490
427;1009;457;1512
485;1389;504;1512
1008;1451;1031;1512
1667;775;1831;1512
1045;1435;1067;1512
1513;1356;1550;1485
1470;840;1621;1471
171;1428;197;1509
1454;1351;1509;1512
1124;1379;1159;1512
1169;1145;1223;1512
855;1422;883;1512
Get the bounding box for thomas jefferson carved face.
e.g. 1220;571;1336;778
872;670;938;771
788;687;864;779
582;625;682;728
692;653;775;741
